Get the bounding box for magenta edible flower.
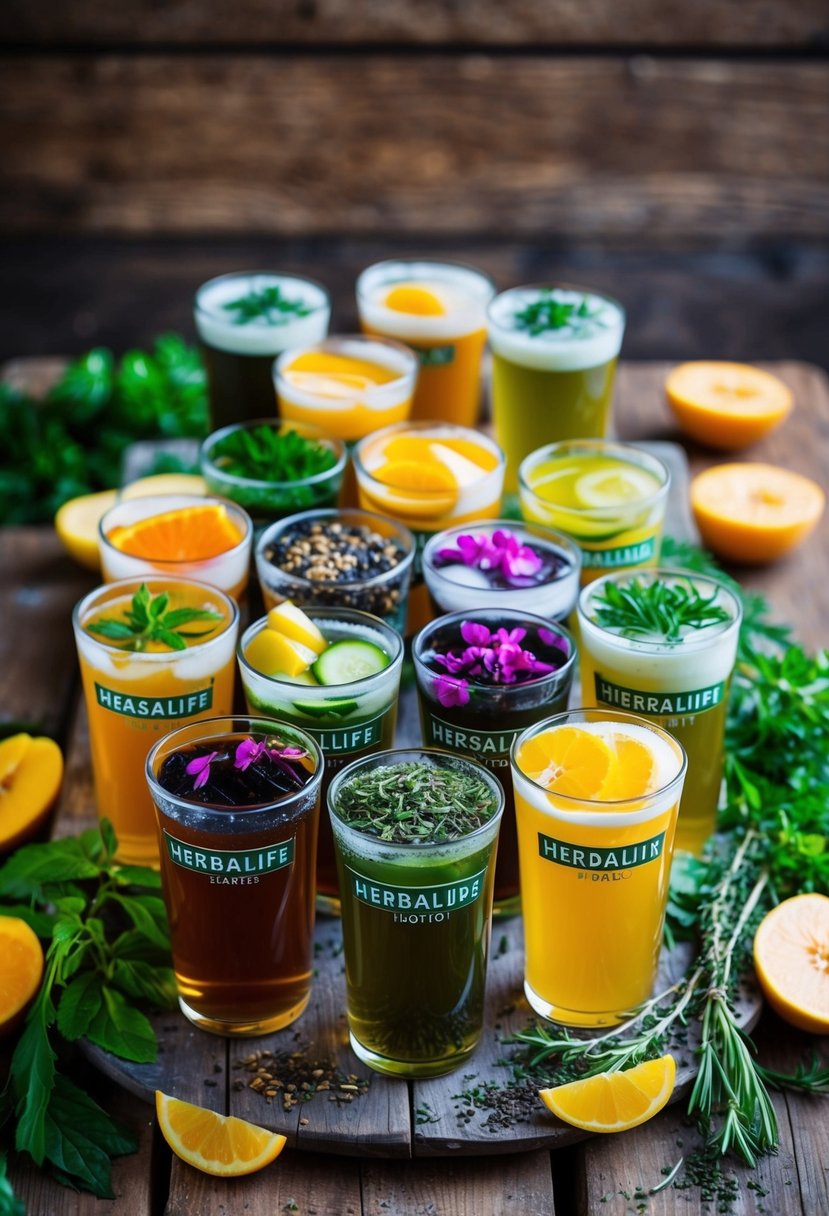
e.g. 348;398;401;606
434;674;471;707
436;528;544;589
429;620;567;690
234;738;266;770
186;750;219;790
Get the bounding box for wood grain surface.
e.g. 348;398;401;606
1;56;826;241
2;0;827;47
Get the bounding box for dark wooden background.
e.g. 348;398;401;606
0;3;827;364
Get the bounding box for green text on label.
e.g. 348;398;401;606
95;683;213;720
423;712;519;759
303;711;387;754
594;674;725;716
583;537;657;570
346;865;487;914
538;830;666;871
164;831;295;876
415;344;456;368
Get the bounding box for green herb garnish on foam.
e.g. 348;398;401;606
210;425;338;484
591;575;732;643
511;291;604;337
222;285;312;326
334;762;498;844
87;584;222;652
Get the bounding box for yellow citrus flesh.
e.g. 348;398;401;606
539;1055;676;1133
515;726;616;799
283;350;399;397
383;284;446;316
107;504;244;561
54;489;119;572
690;463;825;564
245;628;317;677
598;734;656;801
155;1091;287;1177
666;362;793;450
753;893;829;1035
120;474;209;500
0;917;44;1036
266;602;327;655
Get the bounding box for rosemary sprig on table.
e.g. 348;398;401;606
210;424;337;483
87;583;223;652
222;285;312;325
590;575;732;642
511;291;605;337
332;761;499;843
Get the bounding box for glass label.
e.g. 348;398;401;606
582;537;657;569
95;683;213;719
345;864;487;915
538;830;666;871
164;830;295;876
594;674;726;716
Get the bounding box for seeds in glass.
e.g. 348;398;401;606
357;260;495;428
146;716;323;1035
328;749;504;1077
488;285;625;490
422;519;581;621
238;607;404;912
578;569;742;855
73;578;239;866
194;271;330;429
413;609;575;916
519;440;670;584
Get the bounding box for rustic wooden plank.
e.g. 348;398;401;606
618;360;829;652
2;0;827;47
361;1148;556;1215
1;57;826;242
768;1021;829;1213
170;1152;363;1216
0;528;92;740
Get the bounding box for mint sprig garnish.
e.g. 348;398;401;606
222;285;313;326
211;424;338;483
591;575;732;642
86;583;223;652
512;291;606;337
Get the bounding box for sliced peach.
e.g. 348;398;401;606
0;917;44;1037
0;734;64;855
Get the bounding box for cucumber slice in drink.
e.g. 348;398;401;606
291;697;359;720
312;639;390;685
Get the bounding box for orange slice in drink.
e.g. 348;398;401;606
753;893;829;1035
599;733;656;801
107;504;244;561
370;458;458;516
539;1055;676;1133
155;1091;287;1177
690;463;824;564
384;435;500;474
515;725;616;799
666;361;792;450
384;284;446;316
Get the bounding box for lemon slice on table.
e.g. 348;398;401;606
155;1091;287;1177
54;489;119;572
539;1055;676;1133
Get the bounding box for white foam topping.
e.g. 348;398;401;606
357;261;495;341
488;287;625;372
195;273;330;355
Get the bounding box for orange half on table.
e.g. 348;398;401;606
690;462;824;564
155;1091;287;1177
666;362;793;450
753;894;829;1035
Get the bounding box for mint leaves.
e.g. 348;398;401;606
511;291;604;337
86;583;223;652
223;285;313;325
0;822;176;1197
210;424;338;483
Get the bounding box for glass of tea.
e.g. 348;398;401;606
146;715;323;1036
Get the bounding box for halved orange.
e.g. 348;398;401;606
107;504;244;561
690;463;824;564
0;917;44;1037
599;734;656;801
515;725;616;799
666;361;792;450
539;1055;676;1133
155;1091;287;1177
55;489;119;571
753;893;829;1035
384;284;446;316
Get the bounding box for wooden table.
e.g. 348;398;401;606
2;361;828;1215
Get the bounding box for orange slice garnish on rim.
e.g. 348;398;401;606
515;725;616;800
107;504;244;561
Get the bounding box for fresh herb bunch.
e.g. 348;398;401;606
86;583;223;652
0;335;208;525
511;291;605;337
0;821;176;1197
501;535;829;1172
333;761;499;843
209;425;338;483
590;575;733;642
222;286;312;326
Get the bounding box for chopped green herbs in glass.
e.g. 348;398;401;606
209;425;338;484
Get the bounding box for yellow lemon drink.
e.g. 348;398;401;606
274;335;418;443
519;440;670;584
353;421;505;633
488;285;625;490
357;260;495;428
511;710;686;1027
578;570;742;855
73;578;239;866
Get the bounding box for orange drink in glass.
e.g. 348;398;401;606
356;260;495;428
511;709;686;1027
353;422;505;633
73;577;239;866
99;494;253;603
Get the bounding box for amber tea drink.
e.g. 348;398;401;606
146;716;323;1036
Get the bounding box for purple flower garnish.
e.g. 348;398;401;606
436;528;544;589
186;750;219;790
435;674;471;707
235;737;307;771
538;626;573;660
428;619;568;693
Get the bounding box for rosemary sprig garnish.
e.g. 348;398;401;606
511;291;605;338
222;285;312;326
333;761;498;843
210;425;337;483
87;584;222;652
591;575;732;642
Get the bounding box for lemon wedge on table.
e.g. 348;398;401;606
539;1055;676;1133
54;489;118;571
155;1091;287;1177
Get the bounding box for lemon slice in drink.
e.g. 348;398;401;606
574;467;659;509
